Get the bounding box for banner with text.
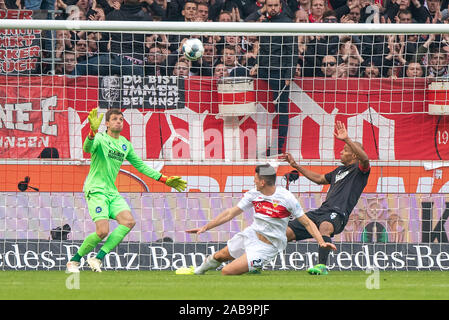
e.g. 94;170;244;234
1;76;448;161
1;240;449;271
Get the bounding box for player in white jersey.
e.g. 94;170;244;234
176;164;336;275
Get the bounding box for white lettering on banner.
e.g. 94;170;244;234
123;253;139;270
15;102;32;131
41;96;58;136
0;136;49;148
0;96;59;135
150;246;170;269
0;243;449;270
415;245;434;268
391;251;406;269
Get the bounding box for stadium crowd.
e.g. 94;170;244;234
1;0;449;79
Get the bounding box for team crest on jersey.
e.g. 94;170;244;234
335;169;351;183
122;144;127;151
96;206;102;213
272;200;279;208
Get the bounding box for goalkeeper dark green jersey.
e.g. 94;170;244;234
83;132;162;194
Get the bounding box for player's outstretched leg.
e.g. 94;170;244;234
176;254;221;275
176;247;232;275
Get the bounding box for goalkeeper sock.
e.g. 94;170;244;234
318;236;333;265
72;232;103;261
97;224;131;260
195;255;221;274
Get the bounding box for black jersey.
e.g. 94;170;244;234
320;161;370;222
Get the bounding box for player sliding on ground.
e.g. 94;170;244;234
281;120;370;275
176;164;336;276
66;108;187;273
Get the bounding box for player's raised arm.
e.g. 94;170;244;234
186;206;243;235
334;120;370;170
83;107;104;153
281;152;328;185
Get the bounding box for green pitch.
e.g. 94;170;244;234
1;270;449;300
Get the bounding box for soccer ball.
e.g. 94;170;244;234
182;38;204;61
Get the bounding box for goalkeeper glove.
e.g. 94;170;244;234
87;107;104;138
159;175;187;192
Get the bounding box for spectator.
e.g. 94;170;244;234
348;4;361;22
221;44;249;76
295;8;310;22
241;36;259;68
426;0;443;22
144;45;169;76
298;0;311;13
75;0;151;76
213;63;230;78
257;0;298;156
347;55;362;77
301;11;339;76
172;59;191;77
309;0;326;22
55;51;78;75
218;10;234;22
384;0;430;23
24;0;54;10
74;37;88;62
320;55;338;77
382;34;407;77
141;0;166;19
196;2;209;21
338;36;364;66
55;30;75;60
402;61;425;77
427;47;449;78
166;0;185;21
361;60;380;78
168;1;197;52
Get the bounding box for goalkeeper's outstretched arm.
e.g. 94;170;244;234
125;144;187;192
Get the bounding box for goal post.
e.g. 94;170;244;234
1;17;449;271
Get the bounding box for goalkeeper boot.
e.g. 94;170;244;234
175;266;195;275
66;261;80;273
307;264;328;275
87;257;102;272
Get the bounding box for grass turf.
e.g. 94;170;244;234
1;270;449;300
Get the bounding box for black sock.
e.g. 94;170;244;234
318;236;332;265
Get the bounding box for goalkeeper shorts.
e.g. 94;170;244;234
85;191;131;222
227;227;279;273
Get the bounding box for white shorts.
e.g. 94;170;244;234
227;227;279;272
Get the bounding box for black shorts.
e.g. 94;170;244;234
288;209;347;241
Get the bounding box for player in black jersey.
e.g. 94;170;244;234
281;120;371;275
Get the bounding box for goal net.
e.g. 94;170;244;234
1;11;449;271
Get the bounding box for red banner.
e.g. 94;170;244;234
1;76;448;161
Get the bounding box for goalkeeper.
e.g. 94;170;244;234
66;108;187;273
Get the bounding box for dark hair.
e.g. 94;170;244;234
322;9;337;19
255;164;277;186
105;108;123;122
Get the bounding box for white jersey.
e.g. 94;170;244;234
237;187;304;251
